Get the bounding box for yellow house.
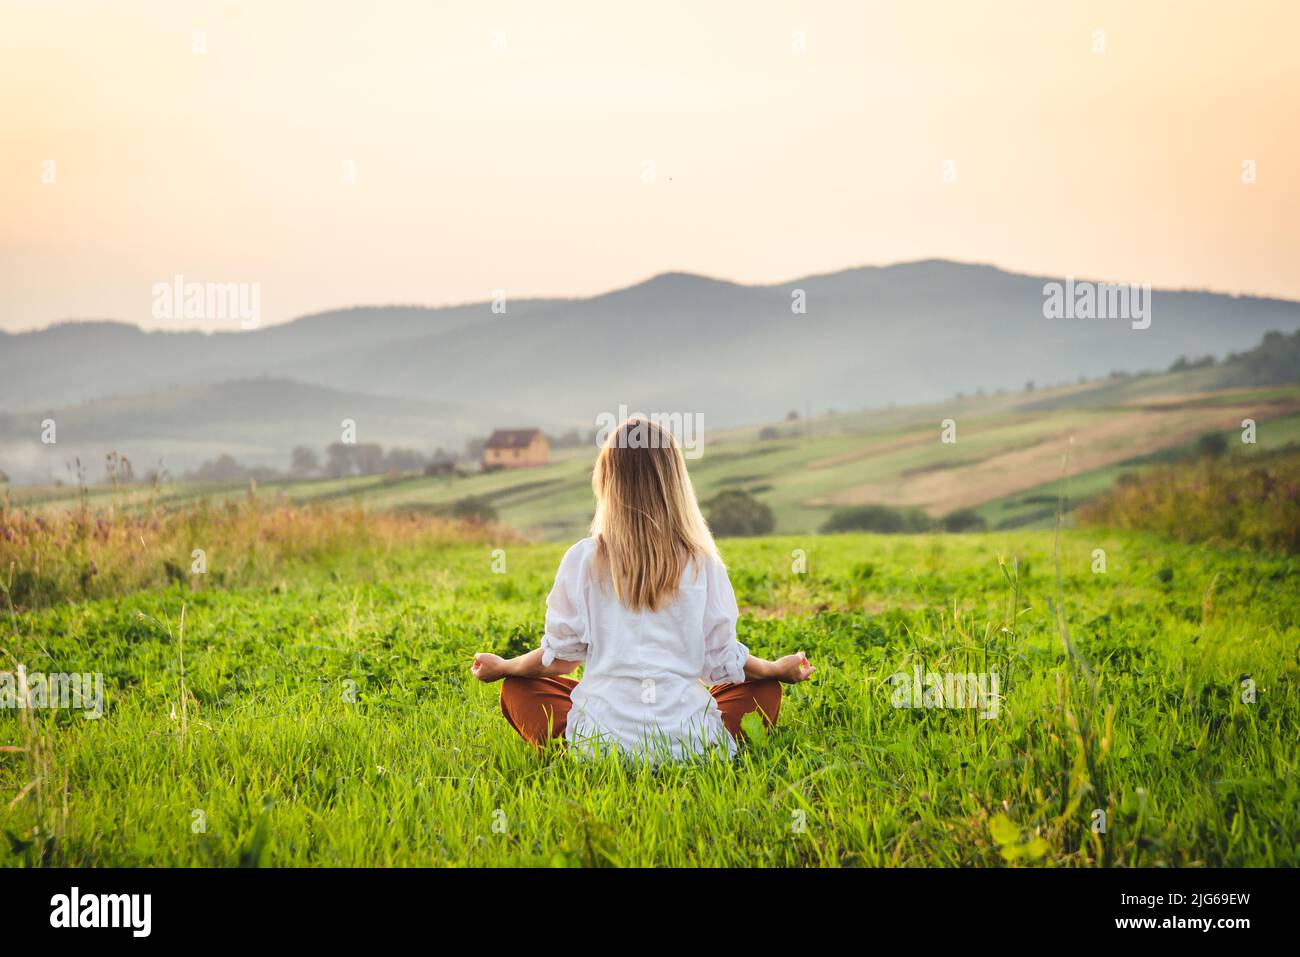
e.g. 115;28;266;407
483;429;549;469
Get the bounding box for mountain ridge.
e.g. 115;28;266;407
10;259;1299;340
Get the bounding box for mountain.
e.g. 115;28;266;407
3;261;1299;483
0;302;557;410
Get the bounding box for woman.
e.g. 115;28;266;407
471;418;814;760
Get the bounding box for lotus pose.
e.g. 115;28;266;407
471;418;814;760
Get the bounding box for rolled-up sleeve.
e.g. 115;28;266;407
700;556;749;685
540;542;590;665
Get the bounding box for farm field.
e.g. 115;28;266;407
3;526;1296;867
8;383;1300;543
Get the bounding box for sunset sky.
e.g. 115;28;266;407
2;0;1297;332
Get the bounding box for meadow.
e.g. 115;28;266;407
2;508;1296;867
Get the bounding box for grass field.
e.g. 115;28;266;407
3;522;1296;867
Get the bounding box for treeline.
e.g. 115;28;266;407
1168;328;1300;385
184;428;597;484
819;504;988;534
701;487;988;538
1214;329;1300;387
186;444;456;483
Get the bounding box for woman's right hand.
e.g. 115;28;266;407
772;652;815;684
471;652;510;683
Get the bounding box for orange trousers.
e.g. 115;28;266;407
499;675;782;749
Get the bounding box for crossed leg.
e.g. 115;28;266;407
499;675;782;749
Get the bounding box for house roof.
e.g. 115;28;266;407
484;428;544;450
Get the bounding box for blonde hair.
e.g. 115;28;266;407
589;418;717;611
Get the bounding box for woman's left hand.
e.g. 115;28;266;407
771;651;816;684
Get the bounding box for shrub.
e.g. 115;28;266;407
444;496;498;523
704;489;775;537
939;508;987;532
1194;432;1229;460
1079;445;1300;554
820;504;931;534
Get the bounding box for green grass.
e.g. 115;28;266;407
3;529;1296;867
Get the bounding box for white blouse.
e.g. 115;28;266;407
539;537;750;761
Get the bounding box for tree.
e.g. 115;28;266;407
1195;432;1229;460
383;447;426;472
939;508;987;532
324;442;354;478
290;446;320;476
1170;355;1217;373
192;454;246;482
446;496;497;523
354;443;385;475
704;489;774;537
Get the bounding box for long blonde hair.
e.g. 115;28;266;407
590;418;717;611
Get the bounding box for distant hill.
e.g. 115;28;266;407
0;377;527;484
3;260;1299;483
0;302;549;410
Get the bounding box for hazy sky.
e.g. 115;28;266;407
2;0;1297;332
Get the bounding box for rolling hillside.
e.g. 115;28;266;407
12;376;1299;542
